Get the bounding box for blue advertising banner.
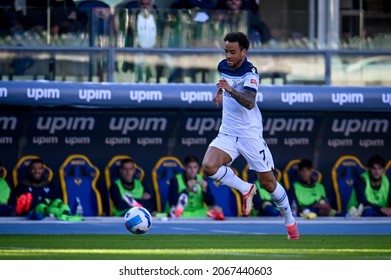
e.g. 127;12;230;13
1;81;391;111
318;112;391;180
172;111;221;161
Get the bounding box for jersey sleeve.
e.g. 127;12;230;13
243;67;259;92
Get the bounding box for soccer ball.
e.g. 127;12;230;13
124;206;152;234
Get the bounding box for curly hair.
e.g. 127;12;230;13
223;32;250;51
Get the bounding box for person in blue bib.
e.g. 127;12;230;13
168;155;224;220
354;154;391;217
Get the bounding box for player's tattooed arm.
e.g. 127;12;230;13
216;79;255;109
228;88;255;110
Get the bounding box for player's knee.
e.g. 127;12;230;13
202;162;217;176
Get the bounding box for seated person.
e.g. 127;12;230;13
16;158;81;221
291;159;340;219
354;154;391;217
109;158;153;216
0;167;15;216
168;155;224;220
253;178;281;217
49;0;82;35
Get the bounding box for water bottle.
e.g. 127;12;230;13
291;200;298;217
76;197;83;216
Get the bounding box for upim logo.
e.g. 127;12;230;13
27;88;60;100
331;119;389;136
109;117;167;135
129;90;162;103
331;92;364;105
0;87;7;97
0;116;17;130
36;116;95;134
264;118;314;135
79;89;111;102
382;93;391;106
281;92;313;105
185;117;221;135
180;91;213;104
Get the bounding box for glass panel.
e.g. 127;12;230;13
114;49;325;85
250;53;325;85
0;50;108;82
331;54;391;86
114;50;222;83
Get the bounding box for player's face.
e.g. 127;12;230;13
30;163;45;180
120;162;136;182
224;41;246;70
185;162;199;179
368;164;384;181
299;167;312;183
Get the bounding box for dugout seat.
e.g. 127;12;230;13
152;156;184;213
12;155;53;189
201;166;242;217
331;155;366;213
386;160;391;178
104;155;145;215
282;159;322;192
0;165;7;179
59;154;102;216
104;155;145;189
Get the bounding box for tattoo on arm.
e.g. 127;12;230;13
229;88;255;109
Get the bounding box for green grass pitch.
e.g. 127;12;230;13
1;234;391;260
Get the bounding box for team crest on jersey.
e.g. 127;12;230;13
251;67;256;73
251;79;258;86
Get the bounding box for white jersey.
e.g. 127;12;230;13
217;58;263;138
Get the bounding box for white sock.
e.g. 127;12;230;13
270;182;295;226
209;165;251;194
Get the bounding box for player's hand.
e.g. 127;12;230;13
197;180;208;191
216;79;232;93
380;207;391;216
314;200;331;216
187;179;198;193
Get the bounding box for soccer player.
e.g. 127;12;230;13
354;154;391;217
168;155;225;220
201;31;299;239
291;159;340;218
16;158;80;220
109;158;154;216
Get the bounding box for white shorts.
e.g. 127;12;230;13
209;133;275;172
